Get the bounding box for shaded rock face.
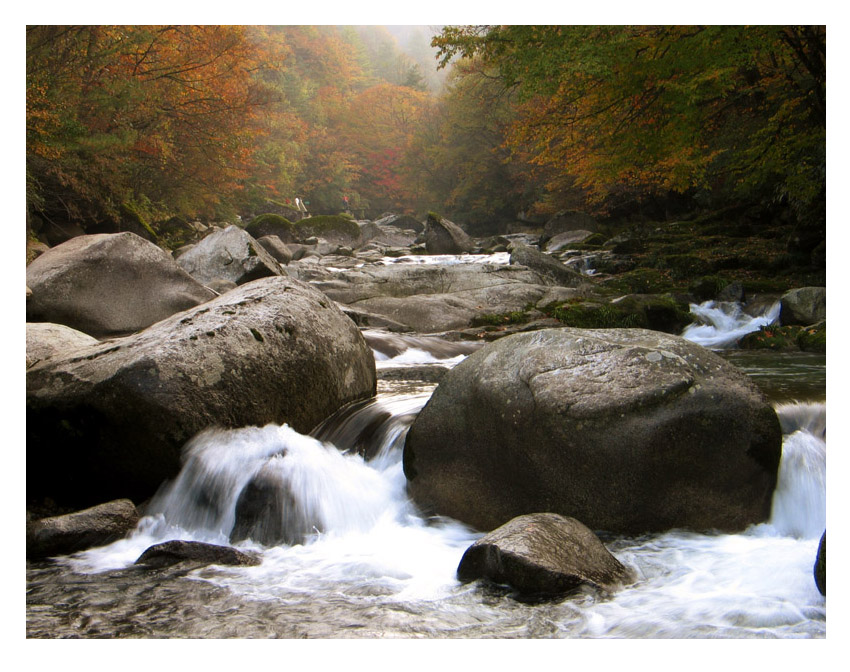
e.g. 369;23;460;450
256;235;294;265
509;243;586;288
814;531;825;596
27;276;377;509
424;215;475;255
26;322;99;368
27;499;139;560
404;328;782;534
176;225;283;286
543;230;596;253
135;540;261;568
26;232;217;338
457;513;631;597
781;287;826;326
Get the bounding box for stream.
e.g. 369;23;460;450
25;298;826;639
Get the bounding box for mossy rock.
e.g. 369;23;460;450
548;295;690;334
119;203;159;242
657;254;715;280
601;268;673;294
739;323;825;352
689;275;729;302
295;215;362;245
245;214;296;243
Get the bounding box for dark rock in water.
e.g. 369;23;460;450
424;214;475;255
26;232;217;338
27;499;139;559
457;513;631;597
135;540;261;568
26;322;99;369
230;460;321;546
27;276;377;509
780;287;826;326
404;328;782;534
509;243;586;288
177;225;283;286
814;531;825;595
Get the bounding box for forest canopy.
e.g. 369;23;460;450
26;24;825;241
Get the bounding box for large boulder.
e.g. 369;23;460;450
457;513;631;597
256;235;293;265
27;276;377;508
27;499;139;560
424;214;475;255
26;322;99;368
509;243;587;288
404;328;782;534
176;225;283;286
780;287;826;326
26;232;217;338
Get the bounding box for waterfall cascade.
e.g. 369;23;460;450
682;300;781;348
49;327;825;638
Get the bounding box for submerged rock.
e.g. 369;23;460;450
26;232;216;338
230;459;321;547
457;513;630;597
404;328;782;534
27;276;377;509
135;540;261;568
814;531;826;595
27;499;139;559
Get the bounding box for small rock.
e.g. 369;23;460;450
135;540;261;568
814;531;825;596
457;513;631;598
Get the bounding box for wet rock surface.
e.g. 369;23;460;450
405;327;782;534
457;513;631;597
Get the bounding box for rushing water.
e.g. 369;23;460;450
26;295;827;639
682;300;781;349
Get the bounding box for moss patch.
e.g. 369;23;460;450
295;215;361;241
739;323;826;352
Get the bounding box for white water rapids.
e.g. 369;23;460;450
682;300;781;349
58;330;826;638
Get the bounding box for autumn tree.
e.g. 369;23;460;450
433;25;826;225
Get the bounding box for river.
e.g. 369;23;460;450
25;306;826;639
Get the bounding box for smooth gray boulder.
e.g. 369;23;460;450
256;235;293;265
404;328;782;534
27;276;377;508
424;214;475;255
135;540;260;568
781;287;826;326
176;225;283;286
26;322;100;368
509;243;587;288
26;232;217;338
27;499;139;559
543;230;597;253
457;513;631;597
